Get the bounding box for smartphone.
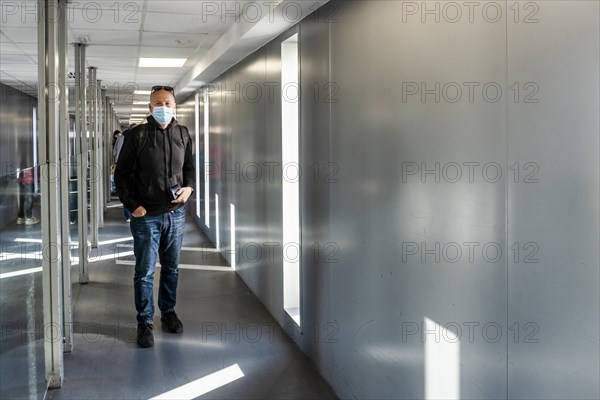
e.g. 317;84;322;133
169;184;181;200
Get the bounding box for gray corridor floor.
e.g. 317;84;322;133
1;203;337;400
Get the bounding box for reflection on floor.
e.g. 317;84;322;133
38;204;337;400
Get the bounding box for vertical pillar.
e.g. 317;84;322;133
108;97;114;202
111;103;114;198
57;0;73;353
38;0;64;388
104;93;111;204
97;82;104;228
75;43;89;284
88;67;98;248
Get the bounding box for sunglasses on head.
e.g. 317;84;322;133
151;85;174;93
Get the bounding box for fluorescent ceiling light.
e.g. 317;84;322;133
139;58;187;68
134;90;152;95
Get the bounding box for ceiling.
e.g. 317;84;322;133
0;0;328;125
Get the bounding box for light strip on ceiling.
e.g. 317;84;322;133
139;58;187;68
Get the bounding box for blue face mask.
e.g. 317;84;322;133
152;106;174;125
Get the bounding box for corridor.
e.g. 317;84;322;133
1;1;599;399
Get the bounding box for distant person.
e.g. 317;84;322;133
112;130;121;152
17;165;39;225
113;125;136;221
113;125;133;165
111;130;121;195
115;86;195;348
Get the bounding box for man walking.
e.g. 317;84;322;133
114;86;195;348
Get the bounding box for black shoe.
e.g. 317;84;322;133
137;323;154;347
161;311;183;333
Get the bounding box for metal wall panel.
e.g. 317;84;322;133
329;1;507;398
175;97;198;222
298;14;334;378
507;2;600;398
210;74;225;251
230;51;271;297
215;70;233;252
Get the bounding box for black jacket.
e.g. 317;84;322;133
114;116;195;215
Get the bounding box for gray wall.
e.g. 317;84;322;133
507;2;600;398
0;82;37;229
178;1;600;398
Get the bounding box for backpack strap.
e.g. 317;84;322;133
136;124;148;160
130;124;148;176
178;125;189;149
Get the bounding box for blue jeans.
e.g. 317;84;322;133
130;207;186;324
124;205;132;220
